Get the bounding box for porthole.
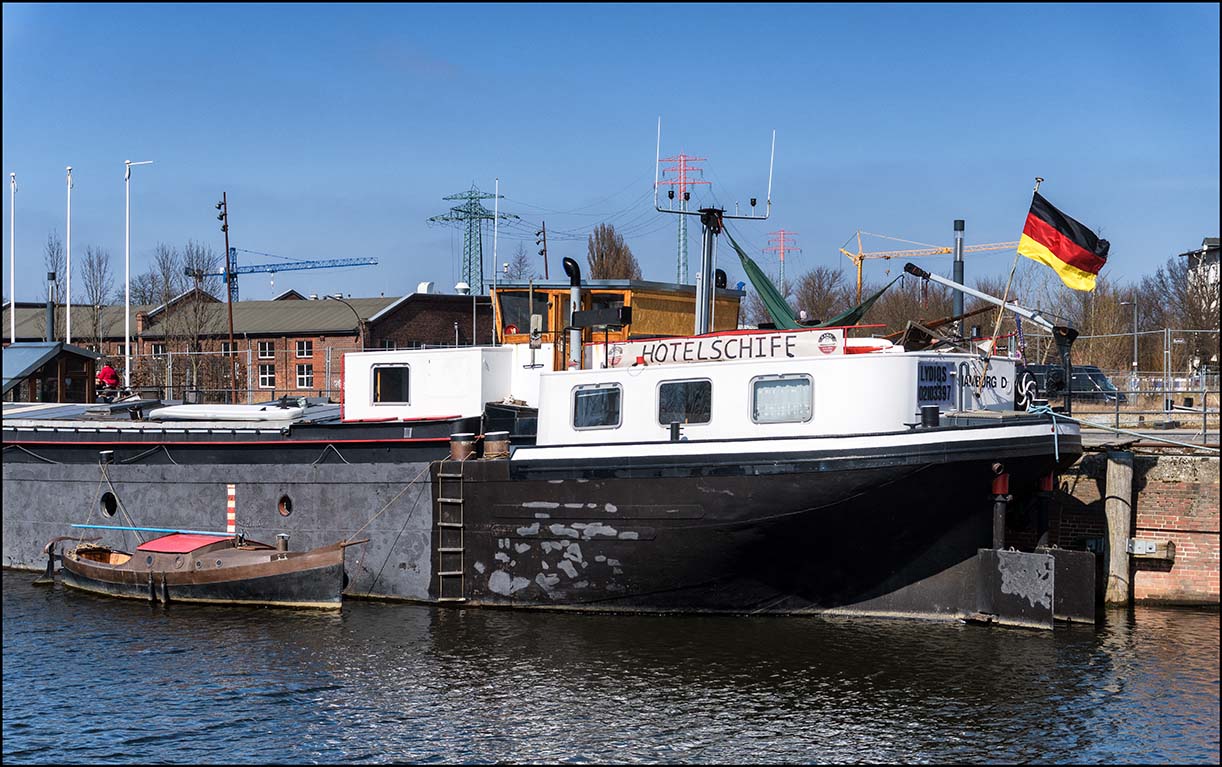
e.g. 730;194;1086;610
173;556;184;569
145;555;154;567
100;492;118;518
195;561;203;570
278;495;293;517
215;559;223;568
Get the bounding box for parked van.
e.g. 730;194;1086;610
1023;364;1127;403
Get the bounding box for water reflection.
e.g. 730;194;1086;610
3;571;1217;764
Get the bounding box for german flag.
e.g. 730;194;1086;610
1017;192;1109;291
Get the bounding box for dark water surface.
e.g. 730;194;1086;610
3;570;1218;764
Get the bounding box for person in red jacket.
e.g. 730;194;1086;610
96;360;119;390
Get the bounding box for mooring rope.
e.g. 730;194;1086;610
4;444;63;464
98;462;148;543
119;445;180;465
344;461;434;542
311;443;351;466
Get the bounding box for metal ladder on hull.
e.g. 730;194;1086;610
435;459;467;602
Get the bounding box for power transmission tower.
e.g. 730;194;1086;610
427;185;519;294
656;153;710;283
763;229;800;288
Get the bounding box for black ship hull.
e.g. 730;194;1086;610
433;419;1083;620
1;416;477;601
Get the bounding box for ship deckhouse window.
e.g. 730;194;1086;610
751;375;813;424
372;365;410;404
658;379;711;425
499;291;551;334
572;384;622;429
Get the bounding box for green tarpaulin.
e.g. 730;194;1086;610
723;226;898;329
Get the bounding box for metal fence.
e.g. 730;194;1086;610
128;347;346;404
124;341;475;404
1023;328;1219;444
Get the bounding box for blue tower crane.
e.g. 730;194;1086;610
203;247;379;301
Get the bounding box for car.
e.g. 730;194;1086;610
1021;363;1128;403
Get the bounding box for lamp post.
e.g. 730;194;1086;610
324;294;364;350
1121;298;1137;390
124;159;154;390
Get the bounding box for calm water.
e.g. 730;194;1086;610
2;570;1218;764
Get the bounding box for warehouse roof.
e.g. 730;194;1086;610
2;295;398;341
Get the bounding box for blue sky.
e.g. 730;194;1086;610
3;3;1218;304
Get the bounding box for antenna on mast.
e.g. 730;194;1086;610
653;119;778;334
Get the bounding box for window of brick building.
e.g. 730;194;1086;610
258;341;274;359
296;364;314;390
259;364;275;389
296;340;313;359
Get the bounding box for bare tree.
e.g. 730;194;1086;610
506;242;539;280
793;266;850;324
866;273;954;334
168;240;225;393
80;245;115;351
587;224;642;280
1140;254;1220;373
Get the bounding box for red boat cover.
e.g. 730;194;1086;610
136;534;231;553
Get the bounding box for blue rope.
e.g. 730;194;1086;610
1027;404;1061;461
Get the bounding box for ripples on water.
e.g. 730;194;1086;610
2;570;1218;764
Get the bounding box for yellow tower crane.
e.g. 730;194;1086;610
839;230;1019;303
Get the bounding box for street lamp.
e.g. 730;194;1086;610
1121;298;1137;390
124;159;154;390
324;294;364;350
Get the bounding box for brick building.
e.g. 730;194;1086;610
2;290;492;403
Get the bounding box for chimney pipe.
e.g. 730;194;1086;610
952;220;965;336
562;257;582;369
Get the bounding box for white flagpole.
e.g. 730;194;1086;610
124;159;154;390
66;166;73;345
8;173;14;344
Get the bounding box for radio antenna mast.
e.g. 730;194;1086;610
654;118;775;334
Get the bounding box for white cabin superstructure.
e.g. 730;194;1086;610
536;341;1020;446
340;344;556;422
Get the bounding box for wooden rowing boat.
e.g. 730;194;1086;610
46;528;367;609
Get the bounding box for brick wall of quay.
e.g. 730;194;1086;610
1056;454;1220;605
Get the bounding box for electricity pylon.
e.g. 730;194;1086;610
428;185;519;294
763;229;800;288
656;154;710;283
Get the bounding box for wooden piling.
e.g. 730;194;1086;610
1103;450;1134;605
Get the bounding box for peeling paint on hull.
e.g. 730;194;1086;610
433;428;1083;620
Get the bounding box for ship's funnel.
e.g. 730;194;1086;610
562;258;581;368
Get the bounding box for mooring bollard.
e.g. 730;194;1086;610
1103;450;1134;605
